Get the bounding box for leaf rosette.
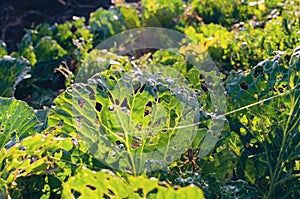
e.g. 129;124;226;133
49;27;226;173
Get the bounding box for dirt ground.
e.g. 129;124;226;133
0;0;112;52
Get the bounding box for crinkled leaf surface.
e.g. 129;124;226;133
62;167;205;199
225;47;300;198
0;56;31;97
0;131;74;198
49;56;204;174
0;97;40;149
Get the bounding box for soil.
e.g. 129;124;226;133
0;0;112;52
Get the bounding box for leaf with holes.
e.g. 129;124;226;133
225;47;300;198
62;167;205;199
49;64;201;174
0;97;40;149
0;131;74;198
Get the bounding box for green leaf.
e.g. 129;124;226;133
49;62;200;174
0;131;74;198
0;97;40;149
0;40;7;58
62;167;205;199
225;47;300;198
142;0;183;27
0;56;31;97
34;36;67;62
89;8;126;44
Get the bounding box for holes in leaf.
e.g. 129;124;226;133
86;86;95;100
121;98;129;109
72;137;78;146
95;102;102;112
253;65;263;78
78;99;85;108
139;84;146;93
75;116;82;129
110;151;117;157
146;188;158;198
131;136;142;149
144;101;153;117
120;98;130;114
117;143;125;152
199;74;206;80
145;101;153;108
194;89;201;96
185;177;194;184
86;184;96;191
279;104;286;111
11;131;16;138
71;189;81;198
97;84;104;91
240;81;248;90
19;146;26;151
166;156;172;162
108;105;114;111
89;94;95;100
108;92;115;104
107;188;115;196
134;188;144;197
148;140;154;145
173;146;180;151
200;83;208;92
35;146;44;153
30;155;38;164
136;124;142;131
134;82;142;94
